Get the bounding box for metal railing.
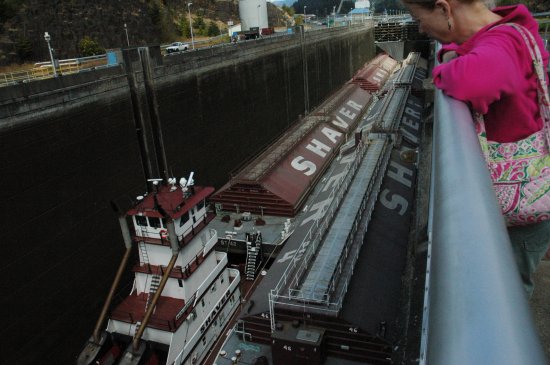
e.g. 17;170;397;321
268;142;367;329
420;87;547;364
0;54;109;86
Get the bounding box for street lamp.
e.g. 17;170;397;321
187;2;195;50
257;4;261;30
124;23;130;46
332;5;336;27
304;6;307;24
43;32;57;77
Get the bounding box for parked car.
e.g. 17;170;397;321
166;42;189;54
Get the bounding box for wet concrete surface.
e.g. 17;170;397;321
531;259;550;362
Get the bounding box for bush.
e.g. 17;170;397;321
79;36;105;57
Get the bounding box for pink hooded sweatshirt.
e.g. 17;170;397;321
432;4;549;143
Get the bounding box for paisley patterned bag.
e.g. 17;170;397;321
476;23;550;226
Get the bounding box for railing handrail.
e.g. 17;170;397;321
422;74;547;364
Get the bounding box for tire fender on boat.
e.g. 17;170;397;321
160;229;168;239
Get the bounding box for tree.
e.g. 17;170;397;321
193;15;205;30
79;36;105;57
371;0;405;14
148;2;161;25
282;5;295;17
15;36;32;62
207;21;220;37
0;0;17;25
180;17;191;38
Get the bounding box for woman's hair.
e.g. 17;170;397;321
400;0;436;10
401;0;481;9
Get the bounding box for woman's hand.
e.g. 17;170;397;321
441;50;458;63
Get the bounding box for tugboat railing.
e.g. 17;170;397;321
421;84;547;364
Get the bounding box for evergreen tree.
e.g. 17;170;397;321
180;17;191;38
15;36;32;62
79;36;105;56
0;0;17;25
282;5;295;16
207;21;220;36
148;2;161;25
193;16;205;30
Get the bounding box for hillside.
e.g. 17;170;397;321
0;0;290;66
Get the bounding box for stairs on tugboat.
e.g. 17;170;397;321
244;232;263;281
145;275;161;312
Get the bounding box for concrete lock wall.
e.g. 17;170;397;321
0;25;375;364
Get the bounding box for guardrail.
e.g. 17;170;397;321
0;54;108;87
420;83;547;364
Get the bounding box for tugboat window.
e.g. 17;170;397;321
149;217;162;229
197;199;205;211
161;218;167;228
135;216;147;227
179;212;190;227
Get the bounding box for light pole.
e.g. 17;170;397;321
124;23;130;46
257;4;261;30
304;6;307;25
43;32;57;77
187;2;195;50
332;5;336;27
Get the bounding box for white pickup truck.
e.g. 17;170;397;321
166;42;189;54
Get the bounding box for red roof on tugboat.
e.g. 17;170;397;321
127;185;214;219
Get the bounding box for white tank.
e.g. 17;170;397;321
239;0;268;31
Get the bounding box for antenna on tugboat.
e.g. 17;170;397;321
147;178;163;192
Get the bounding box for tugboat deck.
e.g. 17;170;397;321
110;293;187;332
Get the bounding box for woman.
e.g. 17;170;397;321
400;0;550;297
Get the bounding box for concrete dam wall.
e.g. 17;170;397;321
0;25;375;364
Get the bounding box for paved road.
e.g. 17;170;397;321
532;259;550;361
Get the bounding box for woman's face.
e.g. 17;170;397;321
406;3;453;44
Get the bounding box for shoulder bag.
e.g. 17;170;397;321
475;23;550;226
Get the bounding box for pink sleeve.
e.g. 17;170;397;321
432;30;525;114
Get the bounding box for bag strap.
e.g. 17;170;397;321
491;23;550;146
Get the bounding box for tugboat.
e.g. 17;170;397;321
77;174;241;365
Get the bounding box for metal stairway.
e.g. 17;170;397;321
245;232;263;281
138;241;150;268
138;241;160;311
145;274;161;311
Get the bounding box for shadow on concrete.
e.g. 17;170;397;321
531;259;550;361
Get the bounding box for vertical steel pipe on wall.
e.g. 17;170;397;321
423;88;547;364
